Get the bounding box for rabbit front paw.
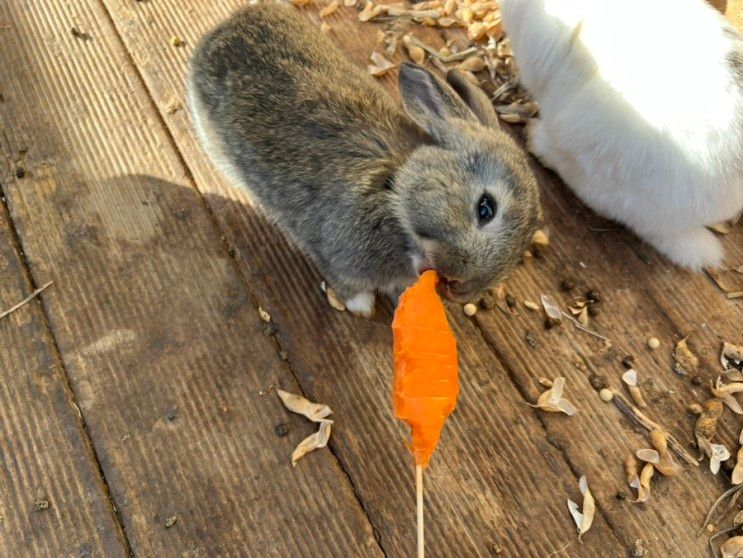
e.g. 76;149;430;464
525;118;557;169
344;291;376;318
649;227;724;271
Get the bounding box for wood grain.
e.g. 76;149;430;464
99;0;628;555
0;1;380;556
0;204;128;555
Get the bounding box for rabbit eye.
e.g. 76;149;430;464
476;193;497;225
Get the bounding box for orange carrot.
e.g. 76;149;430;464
392;270;459;468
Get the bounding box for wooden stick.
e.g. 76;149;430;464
416;464;424;558
611;392;698;467
0;281;53;321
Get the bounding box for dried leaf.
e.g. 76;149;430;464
291;420;333;466
622;369;638;387
276;389;332;422
566;476;594;540
733;448;743;485
636;449;660;464
711;377;743;398
722;342;743;370
708;222;731;235
528;376;578;416
319;0;340;17
708;443;730;475
540;294;562;322
672;335;698;375
367;51;397;77
721;536;743;558
632;462;654;503
724;394;743;415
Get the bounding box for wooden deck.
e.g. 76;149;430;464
1;1;742;556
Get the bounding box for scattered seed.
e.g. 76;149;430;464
599;388;613;402
524;300;539;311
170;35;183;47
647;337;660;350
14;166;25;179
538;377;554;387
258;307;271;322
505;294;516;308
615;490;627;500
164;515;177;528
463;303;477;316
586;289;600;303
691;376;704;386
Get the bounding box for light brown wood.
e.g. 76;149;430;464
0;206;128;556
0;1;379;556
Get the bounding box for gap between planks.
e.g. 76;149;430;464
0;190;134;555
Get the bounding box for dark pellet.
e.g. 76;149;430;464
622;355;635;369
479;294;496;309
14;166;25;179
505;294;516;308
691;376;704;386
274;423;289;438
544;317;559;330
589;374;607;391
560;279;575;292
615;490;627;501
586;289;600;302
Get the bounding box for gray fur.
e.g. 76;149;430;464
188;2;541;311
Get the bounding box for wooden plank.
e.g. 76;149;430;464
0;1;380;556
0;205;128;555
99;1;637;555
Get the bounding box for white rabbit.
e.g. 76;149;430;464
500;0;743;270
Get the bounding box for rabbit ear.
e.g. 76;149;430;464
398;63;477;137
446;69;501;129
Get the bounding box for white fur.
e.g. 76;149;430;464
500;0;743;269
344;291;376;318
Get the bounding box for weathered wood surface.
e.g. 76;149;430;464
0;1;379;556
0;204;128;555
0;0;741;556
100;0;743;557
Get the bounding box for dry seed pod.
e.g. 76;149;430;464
672;334;698;375
625;455;640;491
319;0;340;17
404;37;426;65
458;55;486;73
703;398;724;419
687;403;703;415
721;537;743;558
631;462;654;503
733;447;743;485
649;430;681;477
622;369;647;409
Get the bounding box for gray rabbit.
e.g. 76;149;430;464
188;2;541;317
